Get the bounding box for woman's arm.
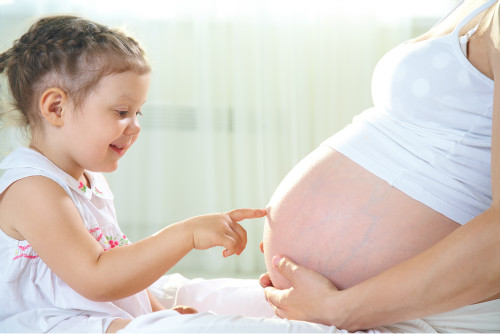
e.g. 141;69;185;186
263;7;500;331
338;211;500;330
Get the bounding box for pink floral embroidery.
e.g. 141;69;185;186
88;226;130;250
94;187;103;196
79;182;88;193
106;234;130;249
89;227;100;233
12;227;129;261
13;243;39;260
89;227;104;242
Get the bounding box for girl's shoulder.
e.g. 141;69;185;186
0;148;74;241
0;147;72;196
0;174;71;240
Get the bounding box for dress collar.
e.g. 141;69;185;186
64;171;114;200
1;147;114;200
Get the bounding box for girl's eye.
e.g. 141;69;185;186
136;110;143;117
116;110;128;117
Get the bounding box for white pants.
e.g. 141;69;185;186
120;274;500;333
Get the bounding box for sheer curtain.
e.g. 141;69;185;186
0;0;457;278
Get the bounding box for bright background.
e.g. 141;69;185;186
0;0;460;278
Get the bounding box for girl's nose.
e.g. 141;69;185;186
125;116;141;136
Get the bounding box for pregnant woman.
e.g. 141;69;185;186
262;0;500;331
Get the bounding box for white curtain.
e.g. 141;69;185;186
0;0;458;278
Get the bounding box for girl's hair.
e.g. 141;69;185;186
0;15;151;132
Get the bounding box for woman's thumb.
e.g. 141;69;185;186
272;255;299;281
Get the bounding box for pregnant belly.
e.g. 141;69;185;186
263;146;460;290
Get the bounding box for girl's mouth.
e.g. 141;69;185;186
110;144;126;156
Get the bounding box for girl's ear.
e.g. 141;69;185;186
39;88;68;127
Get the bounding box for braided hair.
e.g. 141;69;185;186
0;15;150;131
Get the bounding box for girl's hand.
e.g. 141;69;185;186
263;256;340;326
184;208;266;257
171;305;198;314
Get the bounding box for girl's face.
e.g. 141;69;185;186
63;71;150;176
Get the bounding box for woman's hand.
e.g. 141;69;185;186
184;208;266;257
262;255;341;326
258;241;274;288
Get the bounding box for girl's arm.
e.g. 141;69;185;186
2;175;265;302
263;7;500;331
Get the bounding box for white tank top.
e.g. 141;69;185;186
0;148;152;332
323;0;497;224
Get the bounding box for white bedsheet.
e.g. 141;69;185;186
148;273;275;318
120;274;500;333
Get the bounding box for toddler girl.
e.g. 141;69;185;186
0;15;265;333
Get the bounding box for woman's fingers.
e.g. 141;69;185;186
272;256;299;283
259;272;273;288
263;256;340;323
264;286;289;313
